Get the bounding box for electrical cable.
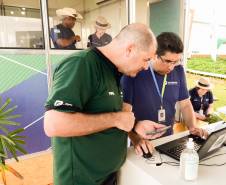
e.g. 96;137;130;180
145;150;226;167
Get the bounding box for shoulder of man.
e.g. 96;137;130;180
171;65;187;80
55;49;99;71
174;64;185;72
51;24;62;34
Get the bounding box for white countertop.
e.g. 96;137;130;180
118;122;226;185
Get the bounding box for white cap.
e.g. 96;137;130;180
56;7;83;20
187;138;194;149
94;16;111;29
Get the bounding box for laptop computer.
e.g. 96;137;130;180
156;122;226;161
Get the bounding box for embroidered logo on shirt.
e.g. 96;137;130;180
193;98;199;101
108;92;115;96
54;28;60;33
166;81;178;85
54;100;72;107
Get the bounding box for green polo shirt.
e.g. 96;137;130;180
45;48;127;185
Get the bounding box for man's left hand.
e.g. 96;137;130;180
189;127;209;139
74;35;81;42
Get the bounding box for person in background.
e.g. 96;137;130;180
44;23;157;185
189;77;214;121
50;7;82;49
121;32;209;157
87;16;112;48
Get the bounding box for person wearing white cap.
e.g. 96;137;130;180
189;77;214;120
50;7;83;49
87;16;112;48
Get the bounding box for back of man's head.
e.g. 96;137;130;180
156;32;183;56
114;23;157;52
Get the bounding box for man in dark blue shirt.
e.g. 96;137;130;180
122;32;208;156
50;7;82;49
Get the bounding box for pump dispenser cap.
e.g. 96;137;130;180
187;138;194;149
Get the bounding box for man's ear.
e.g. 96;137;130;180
125;43;135;57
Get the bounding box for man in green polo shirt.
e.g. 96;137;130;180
44;23;157;185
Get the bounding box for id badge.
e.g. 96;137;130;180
158;108;166;122
199;109;204;115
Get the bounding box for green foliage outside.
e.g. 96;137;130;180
187;57;226;75
205;112;226;124
186;57;226;110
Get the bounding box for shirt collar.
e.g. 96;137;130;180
92;47;122;85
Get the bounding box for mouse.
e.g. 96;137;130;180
141;147;152;159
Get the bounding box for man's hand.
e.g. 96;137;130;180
195;112;206;121
135;120;167;140
74;35;81;42
114;112;135;132
189;127;209;139
129;132;154;156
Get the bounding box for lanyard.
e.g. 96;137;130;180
149;64;167;108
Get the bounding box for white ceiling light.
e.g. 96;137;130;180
21;11;26;15
10;11;14;15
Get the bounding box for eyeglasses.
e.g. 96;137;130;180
158;56;181;66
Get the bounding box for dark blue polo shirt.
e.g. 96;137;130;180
189;87;213;115
50;24;76;49
87;33;112;48
121;65;189;135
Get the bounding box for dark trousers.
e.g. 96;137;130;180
101;172;117;185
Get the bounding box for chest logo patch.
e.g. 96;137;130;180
108;92;115;96
54;29;60;33
166;81;178;85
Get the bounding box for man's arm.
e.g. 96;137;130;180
179;98;196;129
179;98;208;138
44;109;135;137
194;112;206;120
56;35;80;48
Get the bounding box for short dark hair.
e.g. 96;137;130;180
156;32;183;56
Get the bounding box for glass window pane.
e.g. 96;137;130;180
48;0;127;50
0;1;43;48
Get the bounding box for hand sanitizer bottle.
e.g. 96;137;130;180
180;138;199;181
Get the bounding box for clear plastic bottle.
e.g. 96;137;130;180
180;138;199;181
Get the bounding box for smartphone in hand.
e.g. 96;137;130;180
146;125;171;135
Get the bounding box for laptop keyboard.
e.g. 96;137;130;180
167;142;202;159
